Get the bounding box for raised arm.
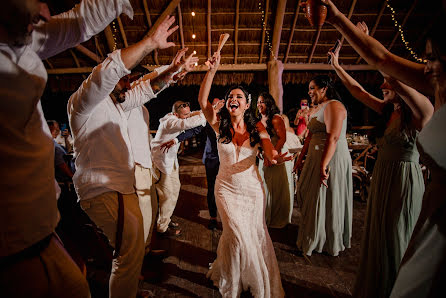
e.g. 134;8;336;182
384;76;434;130
322;0;430;95
329;47;385;113
32;0;134;59
164;113;206;133
198;53;221;132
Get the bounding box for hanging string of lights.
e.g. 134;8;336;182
258;1;275;60
191;11;198;66
111;20;119;51
386;0;426;63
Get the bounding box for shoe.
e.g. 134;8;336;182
168;221;180;229
207;219;217;230
158;227;182;238
148;249;167;258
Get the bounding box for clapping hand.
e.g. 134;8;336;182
147;15;179;50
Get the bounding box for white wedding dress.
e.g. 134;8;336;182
207;137;284;298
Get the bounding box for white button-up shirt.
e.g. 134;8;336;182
68;50;158;201
0;0;133;257
151;112;206;175
127;106;152;169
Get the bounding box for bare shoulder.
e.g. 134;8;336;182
325;100;347;118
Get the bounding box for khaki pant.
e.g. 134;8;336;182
134;164;158;251
0;235;90;298
80;192;144;298
155;164;181;233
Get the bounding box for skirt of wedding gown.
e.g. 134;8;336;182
207;172;284;298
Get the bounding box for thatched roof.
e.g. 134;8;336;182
45;0;440;92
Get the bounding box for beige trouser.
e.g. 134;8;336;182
80;192;144;298
134;164;158;251
0;234;90;298
155;163;181;233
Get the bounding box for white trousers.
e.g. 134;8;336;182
80;192;144;298
134;164;158;251
155;164;181;233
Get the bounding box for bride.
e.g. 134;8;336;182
198;52;287;298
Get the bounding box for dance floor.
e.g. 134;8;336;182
137;150;366;297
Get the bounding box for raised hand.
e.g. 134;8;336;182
356;21;369;36
147;15;179;50
160;139;176;153
319;0;342;24
327;46;340;68
206;52;221;73
170;47;188;72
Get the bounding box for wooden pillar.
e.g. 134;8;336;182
268;0;287;112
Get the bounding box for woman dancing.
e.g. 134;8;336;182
294;75;353;257
256;92;291;228
198;52;287;298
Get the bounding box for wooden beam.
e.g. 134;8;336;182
48;63;376;74
339;0;358;44
307;26;321;63
142;0;159;65
69;49;81;68
75;45;101;63
259;0;270;63
182;41;354;47
234;0;240;64
177;3;185;49
284;0;301;63
45;59;54;69
147;0;182;36
388;0;419;50
270;0;287;60
94;36;104;59
356;0;386;64
116;16;128;48
207;0;212;59
104;26;116;52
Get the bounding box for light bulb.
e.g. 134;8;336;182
194;62;198;66
193;50;196;54
191;11;195;16
192;34;196;39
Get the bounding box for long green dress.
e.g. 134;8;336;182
296;100;353;256
259;130;292;228
354;116;424;298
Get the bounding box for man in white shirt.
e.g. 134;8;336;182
68;16;183;298
151;102;206;236
0;0;133;296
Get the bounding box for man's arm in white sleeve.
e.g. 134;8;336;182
32;0;134;59
165;113;207;133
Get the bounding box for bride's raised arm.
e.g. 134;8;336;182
198;52;221;132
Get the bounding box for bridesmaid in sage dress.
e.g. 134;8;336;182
329;26;429;298
294;75;353;256
257;92;291;228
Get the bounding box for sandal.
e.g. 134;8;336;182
158;227;182;238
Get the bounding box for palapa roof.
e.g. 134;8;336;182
44;0;440;92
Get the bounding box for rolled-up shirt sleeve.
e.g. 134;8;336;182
32;0;133;59
68;50;130;132
121;79;157;112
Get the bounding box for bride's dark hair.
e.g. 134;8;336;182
218;85;260;147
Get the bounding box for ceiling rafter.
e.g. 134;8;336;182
104;26;116;52
284;0;302;63
142;0;159;65
388;0;419;50
75;45;101;64
259;0;270;63
270;0;287;60
339;0;358;45
177;3;185;49
234;0;240;64
116;16;128;48
307;27;321;63
207;0;212;59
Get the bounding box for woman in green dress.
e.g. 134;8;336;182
329;37;429;298
294;75;353;256
256;92;291;228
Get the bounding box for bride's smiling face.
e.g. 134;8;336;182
226;88;249;116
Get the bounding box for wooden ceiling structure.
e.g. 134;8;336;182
44;0;439;92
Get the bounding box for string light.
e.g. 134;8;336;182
191;11;196;17
192;34;196;39
258;1;275;60
111;20;119;51
386;0;426;63
193;50;197;54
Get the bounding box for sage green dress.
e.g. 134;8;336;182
259;132;292;229
296;100;353;256
354;117;424;298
